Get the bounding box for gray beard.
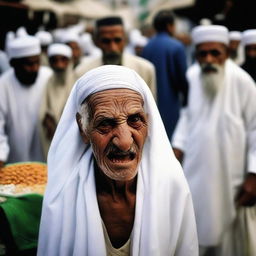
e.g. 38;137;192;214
200;63;225;98
103;52;122;65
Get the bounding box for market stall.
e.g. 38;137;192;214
0;162;47;256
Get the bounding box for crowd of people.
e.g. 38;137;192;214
0;7;256;256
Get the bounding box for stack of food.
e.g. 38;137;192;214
0;162;47;196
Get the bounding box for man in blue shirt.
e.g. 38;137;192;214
142;10;188;140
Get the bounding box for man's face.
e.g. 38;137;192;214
79;89;148;181
96;25;126;65
245;44;256;59
11;55;40;85
196;43;227;97
229;40;240;59
196;42;228;73
49;55;70;73
67;41;82;67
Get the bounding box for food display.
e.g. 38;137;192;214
0;162;47;196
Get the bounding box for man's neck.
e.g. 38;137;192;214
94;161;137;248
94;162;137;200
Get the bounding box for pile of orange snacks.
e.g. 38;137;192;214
0;162;47;195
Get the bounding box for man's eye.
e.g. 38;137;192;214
99;120;112;127
128;114;144;127
96;119;115;132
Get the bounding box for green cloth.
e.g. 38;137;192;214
0;194;43;251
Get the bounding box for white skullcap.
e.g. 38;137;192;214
35;31;53;46
60;31;80;44
242;29;256;46
47;43;72;58
7;35;41;59
229;31;241;41
129;29;148;47
192;25;229;45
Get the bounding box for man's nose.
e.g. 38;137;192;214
112;124;133;152
109;41;119;52
204;53;215;64
29;63;40;72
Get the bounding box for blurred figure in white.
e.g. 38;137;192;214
172;25;256;256
79;32;102;58
60;31;84;70
39;43;76;159
0;35;52;168
126;29;148;57
35;30;53;66
229;31;244;65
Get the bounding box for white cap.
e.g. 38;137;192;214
229;31;241;41
192;25;229;45
132;35;148;47
7;35;41;59
35;31;53;46
47;43;72;58
60;31;80;44
242;29;256;46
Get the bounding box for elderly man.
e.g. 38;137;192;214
228;31;243;65
38;65;198;255
172;25;256;256
75;16;157;100
142;10;189;140
241;29;256;82
0;35;52;168
39;43;77;160
60;31;84;70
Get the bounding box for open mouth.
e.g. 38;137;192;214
107;152;136;163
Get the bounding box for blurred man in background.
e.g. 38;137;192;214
172;25;256;256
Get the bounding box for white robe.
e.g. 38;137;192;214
39;65;77;159
172;59;256;248
0;66;52;163
38;65;198;256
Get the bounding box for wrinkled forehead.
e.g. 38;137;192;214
84;88;144;106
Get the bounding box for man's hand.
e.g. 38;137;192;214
172;147;184;164
42;113;57;140
235;173;256;207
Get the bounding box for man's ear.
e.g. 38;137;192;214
76;113;89;144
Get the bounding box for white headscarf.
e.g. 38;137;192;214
38;65;198;256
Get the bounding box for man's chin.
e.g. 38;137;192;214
20;77;37;86
103;54;122;65
101;164;138;181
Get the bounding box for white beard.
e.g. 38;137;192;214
200;63;225;98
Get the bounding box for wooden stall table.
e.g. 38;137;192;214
0;162;47;256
